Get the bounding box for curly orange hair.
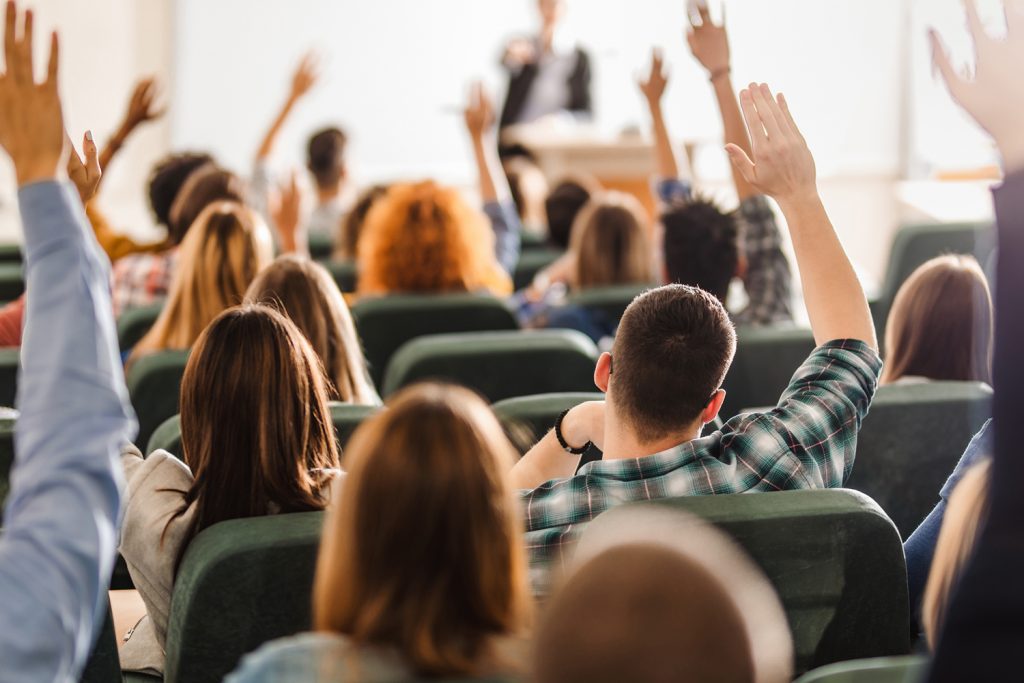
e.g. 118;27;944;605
356;181;512;296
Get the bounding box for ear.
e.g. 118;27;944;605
700;389;727;426
594;352;612;393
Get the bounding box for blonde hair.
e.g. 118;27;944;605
130;202;273;364
882;255;993;385
313;383;532;677
356;181;512;296
245;255;379;405
568;192;654;290
922;458;992;650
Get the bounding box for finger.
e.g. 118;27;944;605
64;129;82;169
1005;0;1024;35
776;93;804;141
698;5;712;26
44;29;57;89
18;7;32;83
963;0;991;48
929;30;969;101
4;1;16;77
738;87;768;148
750;83;783;140
725;143;756;183
83;130;100;180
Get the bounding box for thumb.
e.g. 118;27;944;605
725;143;756;183
83;130;101;180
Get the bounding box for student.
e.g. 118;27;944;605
332;183;389;261
227;384;533;682
504;154;550;236
0;4;136;677
511;83;880;584
245;255;380;404
925;3;1024;677
650;11;793;325
127;201;273;365
117;304;342;675
356;85;520;296
544;177;595;250
880;255;993;385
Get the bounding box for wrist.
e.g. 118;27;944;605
560;406;592;450
16;163;62;188
708;66;731;83
776;188;824;215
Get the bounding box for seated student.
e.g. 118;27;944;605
332;184;389;261
505;154;551;237
535;507;792;683
649;12;793;326
227;384;533;682
117;304;342;675
112;164;247;317
356;85;520;296
880;255;993;385
511;84;880;585
245;255;380;404
0;7;136;676
127;201;273;365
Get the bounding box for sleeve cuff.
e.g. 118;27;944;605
17;181;87;253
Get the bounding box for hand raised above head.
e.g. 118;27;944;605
121;77;165;132
289;51;321;102
687;4;731;76
66;130;101;204
638;48;669;109
463;81;496;140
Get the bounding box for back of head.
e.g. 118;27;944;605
167;165;248;247
335;184;390;260
147;152;214;229
545;179;596;249
662;198;740;303
356;180;504;294
177;304;340;551
307;127;348;190
313;383;531;677
134;202;273;356
504;156;550;226
569;192;654;289
612;285;736;442
882;254;993;385
245;255;378;405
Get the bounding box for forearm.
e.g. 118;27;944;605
510;430;582;489
472;134;505;203
713;76;757;200
649;103;683;180
256;97;297;161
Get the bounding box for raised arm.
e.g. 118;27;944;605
727;84;875;349
255;52;319;163
0;4;135;679
98;76;164;177
639;49;691;182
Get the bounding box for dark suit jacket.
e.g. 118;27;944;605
499;47;592;130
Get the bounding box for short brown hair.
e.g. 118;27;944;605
882;255;993;385
611;285;736;442
167;165;248;247
569;193;654;290
333;184;389;261
307;127;347;189
313;383;532;677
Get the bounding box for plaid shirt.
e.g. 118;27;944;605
657;178;793;326
111;249;178;319
521;338;881;590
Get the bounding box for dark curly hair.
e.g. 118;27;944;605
147;152;214;229
661;198;740;304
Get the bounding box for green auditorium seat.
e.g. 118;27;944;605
794;655;927;683
0;346;18;408
126;350;190;450
0;416;13;517
147;402;380;458
117;303;164;353
519;230;549;251
162;512;325;683
492;392;604;449
513;248;562;290
79;604;122;683
353;293;518;388
0;244;22;264
585;489;911;675
566;284;650;327
720;326;817;418
308;232;334;261
324;260;357;293
382;330;599;402
0;262;24;301
846;381;992;538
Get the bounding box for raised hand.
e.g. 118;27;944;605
687;5;730;76
0;1;65;186
463;81;496;141
638;48;669;109
931;0;1024;173
120;77;164;132
503;38;537;70
66;130;101;204
270;171;306;254
726;83;817;206
289;52;320;102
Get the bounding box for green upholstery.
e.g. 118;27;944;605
795;655;927;683
147;402;380;458
353;294;518;387
566;284;650;327
0;243;22;263
126;350;189;450
846;381;993;537
0;262;24;301
324;260;357;293
492;392;604;450
163;512;324;683
79;605;122;683
117;303;163;353
720;327;817;418
308;232;333;261
0;417;13;518
0;346;19;408
513;248;562;290
382;330;599;402
589;489;911;675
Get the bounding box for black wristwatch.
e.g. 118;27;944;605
555;408;592;455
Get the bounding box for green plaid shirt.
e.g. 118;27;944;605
521;339;882;589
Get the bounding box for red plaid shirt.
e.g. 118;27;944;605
111;249;178;318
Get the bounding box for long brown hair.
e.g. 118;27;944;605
129;202;273;365
882;255;993;385
569;192;654;290
166;165;248;247
313;383;532;677
245;255;380;405
171;304;341;564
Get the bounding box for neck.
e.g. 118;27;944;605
540;25;556;52
601;410;703;462
317;183;342;204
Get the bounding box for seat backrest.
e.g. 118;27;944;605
846;381;992;537
126;350;190;449
0;244;23;264
513;248;563;290
720;326;817;418
163;512;324;683
382;330;599;402
79;603;123;683
353;294;518;387
566;284;650;328
324;260;357;293
146;402;380;458
307;233;333;261
116;303;164;353
0;346;19;408
794;655;928;683
0;416;13;518
584;490;910;675
0;262;24;301
492;392;605;452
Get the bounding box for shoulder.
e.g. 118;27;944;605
227;633;410;683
